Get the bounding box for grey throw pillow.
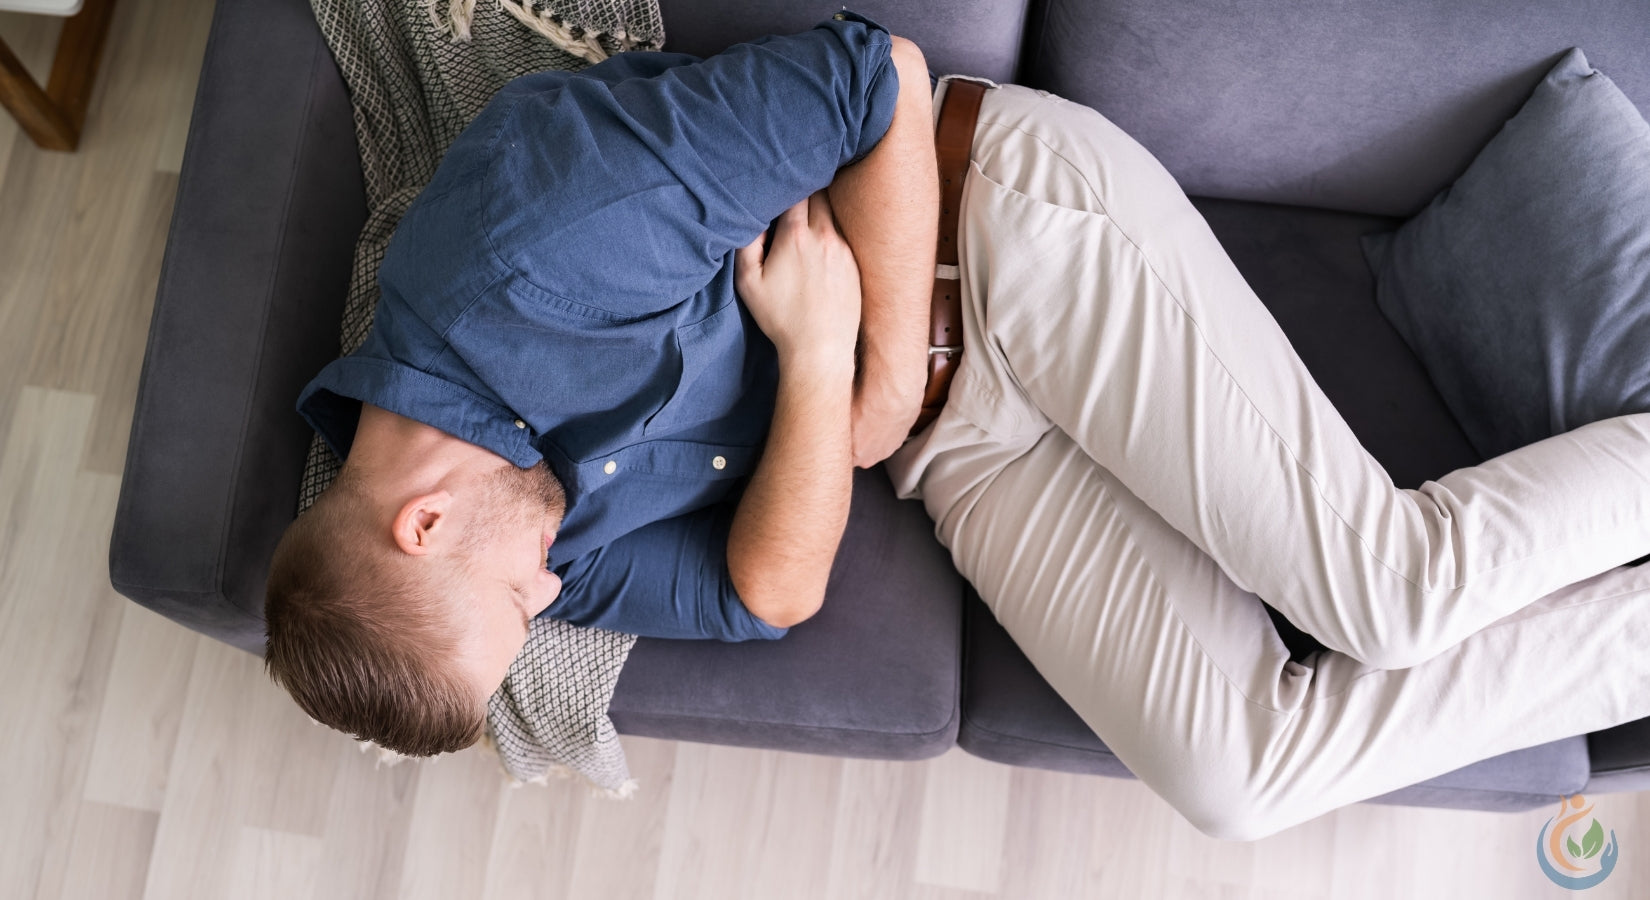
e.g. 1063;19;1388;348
1362;48;1650;460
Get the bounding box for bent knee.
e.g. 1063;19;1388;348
1185;808;1287;843
1149;757;1312;842
1166;780;1293;842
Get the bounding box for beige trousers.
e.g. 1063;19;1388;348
885;81;1650;841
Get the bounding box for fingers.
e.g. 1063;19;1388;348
739;227;768;267
768;192;842;250
735;230;767;286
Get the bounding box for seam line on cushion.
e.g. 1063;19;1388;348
218;31;326;607
113;0;240;596
962;714;1119;760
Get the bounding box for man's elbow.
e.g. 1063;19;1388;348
888;35;927;87
741;588;825;629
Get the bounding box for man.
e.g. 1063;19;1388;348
265;12;937;756
269;13;1650;840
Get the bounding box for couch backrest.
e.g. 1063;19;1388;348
658;0;1028;85
1018;0;1650;216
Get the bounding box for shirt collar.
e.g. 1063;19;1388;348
298;355;544;469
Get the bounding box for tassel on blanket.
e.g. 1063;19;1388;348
423;0;478;41
479;730;641;799
425;0;660;60
497;0;612;62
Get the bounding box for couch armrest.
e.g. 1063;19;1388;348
109;0;366;653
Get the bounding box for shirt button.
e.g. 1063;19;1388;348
603;460;617;475
513;419;526;429
712;455;726;470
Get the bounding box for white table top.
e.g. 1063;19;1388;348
0;0;84;16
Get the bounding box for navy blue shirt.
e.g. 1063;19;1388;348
298;13;900;641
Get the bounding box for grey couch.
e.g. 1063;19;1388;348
110;0;1650;814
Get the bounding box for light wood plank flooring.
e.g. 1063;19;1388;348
1;0;1647;896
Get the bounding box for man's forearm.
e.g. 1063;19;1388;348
827;37;938;438
726;351;856;628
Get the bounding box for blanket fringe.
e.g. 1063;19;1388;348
353;736;636;799
477;730;638;798
496;0;613;62
517;764;640;799
424;0;651;61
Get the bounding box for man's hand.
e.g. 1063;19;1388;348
735;191;863;364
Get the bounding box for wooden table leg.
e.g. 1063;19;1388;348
0;0;118;152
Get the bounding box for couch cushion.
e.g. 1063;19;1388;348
956;197;1594;807
1019;0;1650;216
609;467;964;758
1363;49;1650;461
656;0;1028;84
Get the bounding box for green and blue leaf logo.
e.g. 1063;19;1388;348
1536;794;1618;890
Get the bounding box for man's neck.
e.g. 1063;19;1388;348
348;403;507;497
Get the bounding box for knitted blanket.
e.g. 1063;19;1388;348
299;0;664;795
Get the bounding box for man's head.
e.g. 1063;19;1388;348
264;452;567;756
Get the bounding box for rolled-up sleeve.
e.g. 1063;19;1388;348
480;11;902;313
545;502;789;641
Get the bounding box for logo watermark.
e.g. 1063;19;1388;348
1536;794;1618;890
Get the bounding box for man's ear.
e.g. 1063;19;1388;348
391;490;455;556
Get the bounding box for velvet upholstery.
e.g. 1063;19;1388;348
657;0;1026;84
610;468;963;758
1018;0;1650;216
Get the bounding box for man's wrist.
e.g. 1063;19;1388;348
859;344;927;401
779;342;858;387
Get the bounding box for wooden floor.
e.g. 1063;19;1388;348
2;0;1648;897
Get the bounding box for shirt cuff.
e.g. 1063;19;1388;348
818;10;901;166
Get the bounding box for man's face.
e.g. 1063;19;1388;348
456;461;568;698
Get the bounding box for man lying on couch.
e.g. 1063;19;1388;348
264;12;1650;841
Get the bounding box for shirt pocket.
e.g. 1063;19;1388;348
642;300;762;439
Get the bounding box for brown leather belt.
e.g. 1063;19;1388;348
910;78;986;438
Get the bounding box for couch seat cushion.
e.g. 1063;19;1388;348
609;468;964;758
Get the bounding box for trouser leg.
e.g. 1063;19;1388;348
962;85;1650;670
937;424;1650;841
